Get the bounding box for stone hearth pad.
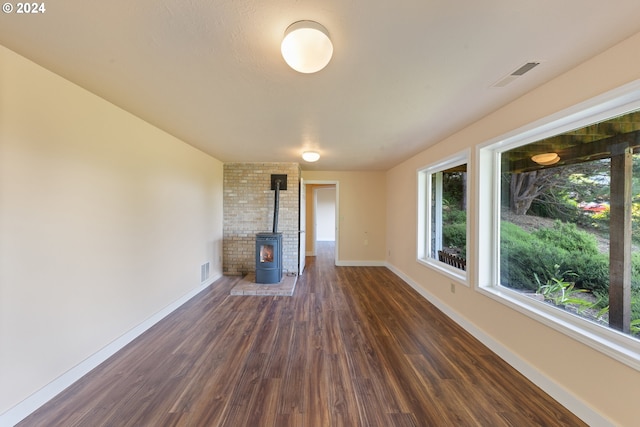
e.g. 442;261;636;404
230;273;297;296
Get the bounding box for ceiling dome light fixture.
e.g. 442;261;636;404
531;152;560;165
281;20;333;73
302;151;320;162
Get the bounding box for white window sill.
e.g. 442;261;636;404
417;257;469;286
478;285;640;372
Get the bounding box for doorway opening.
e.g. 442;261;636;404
303;181;338;265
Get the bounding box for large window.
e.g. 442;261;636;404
478;84;640;369
418;151;469;282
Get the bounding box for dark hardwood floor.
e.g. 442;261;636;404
18;242;586;426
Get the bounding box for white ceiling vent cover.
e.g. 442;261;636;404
492;62;541;87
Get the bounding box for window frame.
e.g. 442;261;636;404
476;80;640;371
417;150;470;285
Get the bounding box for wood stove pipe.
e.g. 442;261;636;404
270;174;287;233
273;179;280;233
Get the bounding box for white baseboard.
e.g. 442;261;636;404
384;262;613;427
335;260;386;267
0;275;221;427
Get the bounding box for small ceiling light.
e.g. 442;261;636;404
281;21;333;73
531;152;560;165
302;151;320;162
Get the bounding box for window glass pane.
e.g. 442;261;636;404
420;162;467;272
499;109;640;338
438;166;467;257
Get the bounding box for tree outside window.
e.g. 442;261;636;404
499;109;640;338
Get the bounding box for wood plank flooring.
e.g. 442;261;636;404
17;242;587;426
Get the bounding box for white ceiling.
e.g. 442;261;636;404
2;1;640;171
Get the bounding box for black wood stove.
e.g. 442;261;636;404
255;232;283;284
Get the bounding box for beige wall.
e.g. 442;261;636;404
386;32;640;426
302;171;386;264
0;46;224;414
315;187;336;241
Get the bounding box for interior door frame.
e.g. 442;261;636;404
304;180;339;266
298;177;306;275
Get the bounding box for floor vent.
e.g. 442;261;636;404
201;262;210;282
492;61;541;87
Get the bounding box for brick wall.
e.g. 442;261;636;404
223;163;300;276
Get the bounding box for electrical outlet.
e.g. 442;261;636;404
450;283;456;294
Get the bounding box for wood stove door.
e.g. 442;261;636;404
298;178;306;274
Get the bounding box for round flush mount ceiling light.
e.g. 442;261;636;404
531;152;560;165
302;151;321;162
281;21;333;73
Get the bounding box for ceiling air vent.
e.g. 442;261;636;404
492;62;541;88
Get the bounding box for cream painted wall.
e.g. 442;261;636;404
0;46;224;414
304;184;333;254
302;172;386;263
305;185;316;253
316;188;336;241
386;32;640;426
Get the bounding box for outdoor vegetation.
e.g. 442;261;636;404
440;171;467;257
439;151;640;337
500;155;640;337
432;105;640;338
